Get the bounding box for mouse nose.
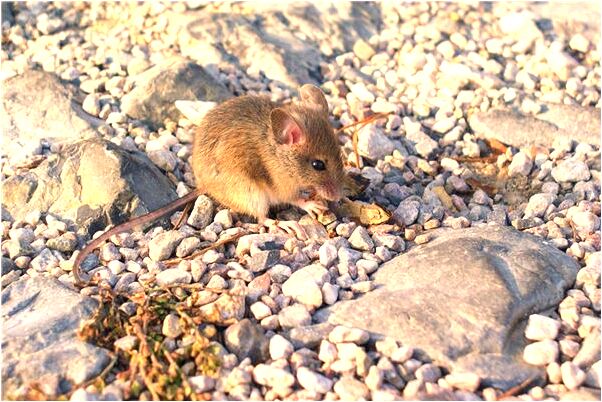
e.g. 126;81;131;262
321;180;341;201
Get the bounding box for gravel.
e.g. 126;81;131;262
2;2;600;401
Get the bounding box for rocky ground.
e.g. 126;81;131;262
1;1;601;401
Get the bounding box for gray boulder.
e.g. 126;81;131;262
468;105;600;148
1;276;111;398
120;56;231;128
318;225;579;390
2;138;178;236
536;103;601;145
1;70;102;164
173;2;381;87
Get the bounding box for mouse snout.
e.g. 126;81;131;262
319;179;342;201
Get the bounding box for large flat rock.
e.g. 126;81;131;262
317;225;580;389
468;105;600;148
1;70;103;164
172;2;381;88
2;138;178;237
120;56;231;129
1;276;110;398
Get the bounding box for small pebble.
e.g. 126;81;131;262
162;313;182;338
560;361;586;390
523;339;559;366
269;334;294;360
297;366;334;394
525;314;561;341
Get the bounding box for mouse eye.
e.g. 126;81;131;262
311;159;326;171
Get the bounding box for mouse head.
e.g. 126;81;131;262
269;84;344;202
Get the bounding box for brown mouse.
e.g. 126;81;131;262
72;84;345;285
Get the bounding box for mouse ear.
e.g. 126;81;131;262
299;84;329;116
270;108;305;146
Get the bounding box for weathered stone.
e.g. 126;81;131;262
149;231;184;261
246;250;280;273
224;319;268;364
297;366;333;394
357;125;395;160
198;293;245;326
551;159;591;183
2;277;110;398
333;376;370;400
155;268;192;286
174;3;381;87
1;70;101;164
469;108;600;148
282;264;330;308
319;226;579;389
269;334;294;360
279;303;312;329
252;364;295;389
162;313;183;338
287;323;335;349
121;57;230;128
187;195;214;229
536;103;601;147
2;139;177;237
1;257;16;275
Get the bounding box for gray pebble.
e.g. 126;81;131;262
114;335;138;351
253;364;295;389
348;226;375;252
148;230;184;261
162;313;182;338
319;243;338;267
279;304;312;328
189;375;216;393
508;152;533;176
297;366;333;394
268;264;292;283
155;268;192;286
46;232;78;253
328;325;369;344
282;264;329;307
523;339;559;365
187;195;214;229
176;236;201;258
333;376;370;400
525;314;561;341
247;250;280;272
214;209;233;228
415;363;442;383
552;159;591;182
30;248;59;272
394;200;420;226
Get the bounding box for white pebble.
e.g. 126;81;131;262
561;361;586;390
297;367;333;394
523;339;558;365
269;334;294;360
525;314;561;341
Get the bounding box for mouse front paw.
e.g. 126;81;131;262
294;199;329;219
260;218;308;240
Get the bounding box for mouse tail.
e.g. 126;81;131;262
72;190;200;286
